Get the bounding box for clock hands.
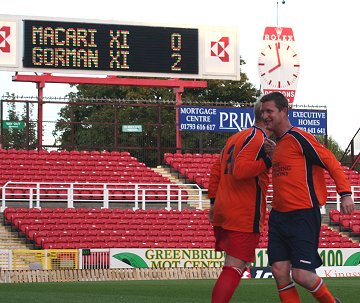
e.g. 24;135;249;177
268;42;281;73
258;39;300;91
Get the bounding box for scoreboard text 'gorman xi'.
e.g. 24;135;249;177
0;15;240;80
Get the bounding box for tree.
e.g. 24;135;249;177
52;59;261;163
315;135;344;160
182;59;260;103
1;94;37;149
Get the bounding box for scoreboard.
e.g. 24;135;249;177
0;15;240;80
23;20;199;74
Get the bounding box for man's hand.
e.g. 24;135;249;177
264;138;276;159
340;195;355;214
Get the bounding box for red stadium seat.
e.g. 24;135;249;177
329;209;341;225
3;205;351;250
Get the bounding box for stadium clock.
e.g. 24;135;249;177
258;27;300;103
258;41;300;89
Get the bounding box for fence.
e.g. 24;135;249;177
341;127;360;170
1;96;334;168
1;249;78;270
0;96;235;167
1;182;360;213
0;249;12;270
1;249;103;271
1;181;205;212
2;246;360;273
0;267;222;283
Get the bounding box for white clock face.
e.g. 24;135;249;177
258;42;300;89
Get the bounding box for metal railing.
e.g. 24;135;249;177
1;182;359;213
1;181;204;212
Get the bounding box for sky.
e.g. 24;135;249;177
1;0;359;149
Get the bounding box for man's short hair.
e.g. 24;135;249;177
259;92;289;111
253;100;262;123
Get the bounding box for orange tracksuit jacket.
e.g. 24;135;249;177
208;126;272;233
271;127;352;212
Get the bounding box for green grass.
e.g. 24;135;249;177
0;278;359;302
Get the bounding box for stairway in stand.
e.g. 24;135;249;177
0;225;32;250
154;166;211;209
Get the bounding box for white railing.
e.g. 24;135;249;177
1;182;359;213
79;249;109;269
0;249;13;270
0;181;204;212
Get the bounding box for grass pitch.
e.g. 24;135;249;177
0;278;359;302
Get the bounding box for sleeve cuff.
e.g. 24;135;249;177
339;192;352;198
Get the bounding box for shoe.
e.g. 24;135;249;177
334;298;342;303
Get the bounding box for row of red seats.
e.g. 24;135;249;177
329;209;360;236
5;207;359;250
0;149;131;156
43;241;215;249
164;152;219;165
165;154;360;192
318;224;357;248
324;170;360;185
5;207;193;217
1;176;169;185
0;154;137;163
0;149;171;186
164;153;219;189
0;160;145;168
5;208;214;249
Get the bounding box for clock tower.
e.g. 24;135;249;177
258;27;300;103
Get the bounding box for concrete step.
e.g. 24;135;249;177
0;219;32;251
154;166;187;184
0;243;32;249
155;165;211;209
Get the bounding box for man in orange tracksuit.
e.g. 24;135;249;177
260;92;354;303
208;101;272;303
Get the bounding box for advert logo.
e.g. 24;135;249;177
113;252;148;268
0;26;11;53
250;267;274;279
211;37;229;62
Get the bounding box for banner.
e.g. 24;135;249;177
109;248;359;269
110;248;225;269
179;106;327;135
244;266;360;279
316;266;360;278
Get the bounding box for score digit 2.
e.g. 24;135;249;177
171;33;182;71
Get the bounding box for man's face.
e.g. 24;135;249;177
260;100;286;133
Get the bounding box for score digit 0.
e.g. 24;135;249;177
171;33;182;71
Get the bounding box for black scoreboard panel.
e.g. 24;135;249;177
23;20;199;75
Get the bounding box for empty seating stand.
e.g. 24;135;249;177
0;149;170;185
0;149;181;205
329;209;360;237
164;153;219;188
4;208;215;249
4;207;359;250
164;153;360;202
